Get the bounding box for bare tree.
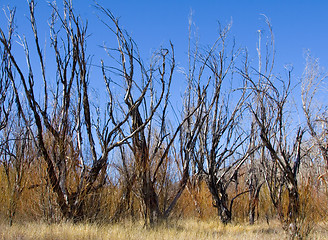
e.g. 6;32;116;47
301;53;328;175
0;0;162;222
0;7;13;131
0;6;27;226
187;22;253;224
97;6;208;226
250;74;304;237
241;19;306;238
245;29;268;225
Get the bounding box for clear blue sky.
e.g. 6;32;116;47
90;0;328;77
1;0;328;93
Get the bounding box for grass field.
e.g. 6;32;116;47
1;219;328;240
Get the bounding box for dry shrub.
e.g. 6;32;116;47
1;156;327;230
231;190;249;222
174;181;216;220
295;179;328;238
0;167;9;222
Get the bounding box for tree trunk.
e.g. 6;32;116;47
217;202;232;224
249;198;256;225
249;183;261;225
208;179;232;224
280;183;300;239
287;184;300;225
142;176;161;226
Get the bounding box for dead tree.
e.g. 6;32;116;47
249;75;304;236
301;53;328;174
0;1;156;222
241;18;305;237
188;22;253;225
0;7;26;226
1;33;32;224
97;7;206;226
98;9;168;225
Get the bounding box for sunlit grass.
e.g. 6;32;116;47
0;218;328;240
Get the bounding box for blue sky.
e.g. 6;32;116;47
88;0;328;77
1;0;328;96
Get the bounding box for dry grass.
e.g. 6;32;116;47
0;219;328;240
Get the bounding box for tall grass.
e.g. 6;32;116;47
1;219;327;240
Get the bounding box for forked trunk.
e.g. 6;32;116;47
208;180;232;224
217;203;232;225
139;172;162;226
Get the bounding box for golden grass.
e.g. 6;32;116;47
0;219;328;240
